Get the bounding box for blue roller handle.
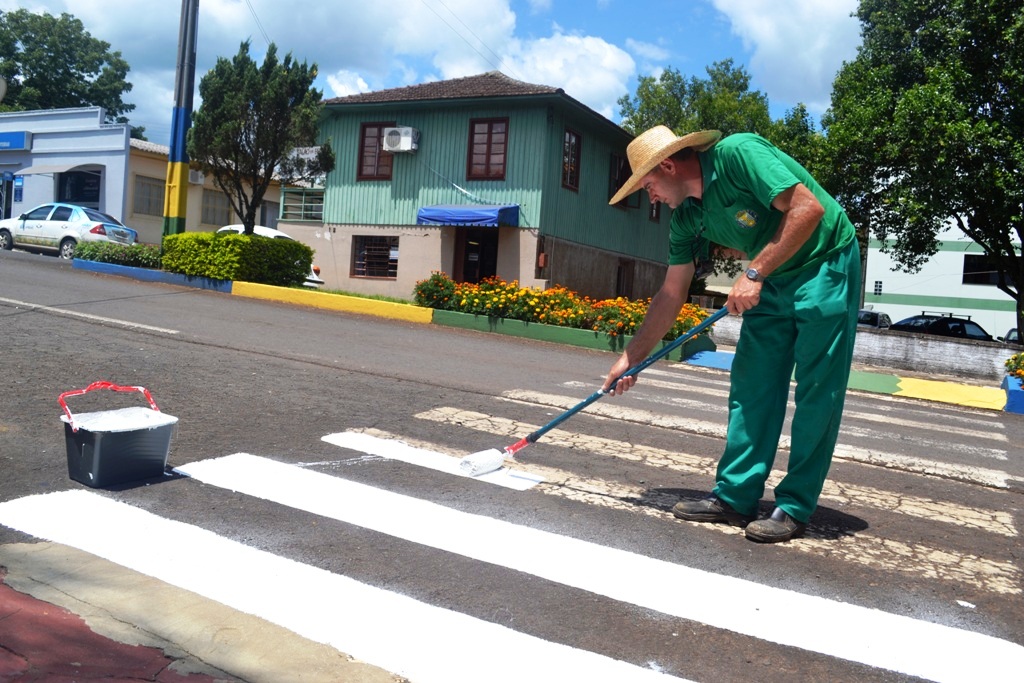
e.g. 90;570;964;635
515;306;729;449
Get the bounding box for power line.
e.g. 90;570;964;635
417;0;523;80
244;0;272;46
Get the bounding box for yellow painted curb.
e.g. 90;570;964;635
231;282;433;324
896;377;1006;411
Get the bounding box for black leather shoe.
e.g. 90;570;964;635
745;507;807;543
672;494;756;527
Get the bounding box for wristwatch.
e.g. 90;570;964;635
745;267;762;282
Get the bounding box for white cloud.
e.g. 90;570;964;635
327;70;371;98
710;0;860;114
1;0;637;140
503;32;635;119
625;38;670;63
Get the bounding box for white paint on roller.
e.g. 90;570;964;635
321;431;543;490
172;453;1024;683
458;448;507;476
60;406;178;433
0;490;687;683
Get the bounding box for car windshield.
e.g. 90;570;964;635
82;207;123;226
896;316;934;328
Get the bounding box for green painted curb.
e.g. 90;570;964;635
848;370;902;395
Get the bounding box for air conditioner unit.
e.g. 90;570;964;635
382;127;419;153
188;169;205;185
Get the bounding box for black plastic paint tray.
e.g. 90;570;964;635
59;381;178;488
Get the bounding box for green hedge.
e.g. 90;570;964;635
162;232;312;287
73;241;163;268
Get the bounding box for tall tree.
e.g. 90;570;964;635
618;60;775;138
187;41;335;234
0;10;138;133
823;0;1024;330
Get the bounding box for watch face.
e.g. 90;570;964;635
746;268;759;281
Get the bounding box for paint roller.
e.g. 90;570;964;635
459;306;729;476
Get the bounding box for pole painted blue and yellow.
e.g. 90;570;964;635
163;0;200;236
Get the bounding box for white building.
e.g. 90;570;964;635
862;224;1019;339
0;107;283;246
0;107;130;224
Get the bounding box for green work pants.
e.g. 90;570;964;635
713;239;861;523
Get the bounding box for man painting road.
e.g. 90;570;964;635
603;126;860;543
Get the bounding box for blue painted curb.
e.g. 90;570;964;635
72;260;233;293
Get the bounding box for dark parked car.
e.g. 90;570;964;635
857;309;891;329
888;312;994;342
998;328;1020;345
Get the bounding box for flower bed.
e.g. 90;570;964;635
413;272;712;342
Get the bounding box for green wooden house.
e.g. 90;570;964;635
278;71;673;301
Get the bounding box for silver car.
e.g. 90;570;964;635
0;202;139;259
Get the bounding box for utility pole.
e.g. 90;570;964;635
162;0;200;236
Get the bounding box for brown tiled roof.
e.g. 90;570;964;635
323;71;561;106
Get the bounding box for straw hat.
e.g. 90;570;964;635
608;126;721;205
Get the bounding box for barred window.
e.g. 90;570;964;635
352;235;399;279
201;189;233;226
133;175;165;216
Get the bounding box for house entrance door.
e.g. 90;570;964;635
456;227;498;284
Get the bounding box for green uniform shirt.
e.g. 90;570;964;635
668;132;855;278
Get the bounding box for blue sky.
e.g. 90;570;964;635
5;0;862;147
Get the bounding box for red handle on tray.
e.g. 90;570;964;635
58;381;161;432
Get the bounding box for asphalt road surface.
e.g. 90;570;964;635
1;249;1022;682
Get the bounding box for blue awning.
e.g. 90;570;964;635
416;204;519;227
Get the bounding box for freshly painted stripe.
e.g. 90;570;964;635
0;490;687;683
352;427;1019;593
231;282;433;323
414;408;1018;539
0;296;179;334
172;454;1023;682
321;431;544;490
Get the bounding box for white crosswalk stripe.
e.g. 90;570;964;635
0;488;687;683
4;455;1018;682
2;375;1020;682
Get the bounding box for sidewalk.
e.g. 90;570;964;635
0;543;398;683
